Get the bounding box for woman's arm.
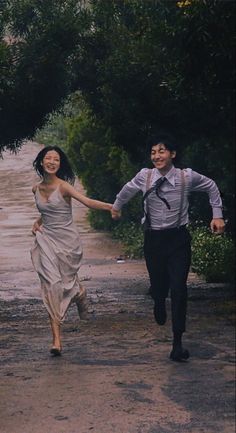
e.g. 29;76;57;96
61;182;112;211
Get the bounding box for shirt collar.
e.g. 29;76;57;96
155;165;176;186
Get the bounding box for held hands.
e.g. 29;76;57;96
111;207;122;220
210;218;225;234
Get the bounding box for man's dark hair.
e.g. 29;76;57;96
33;145;75;184
147;133;177;154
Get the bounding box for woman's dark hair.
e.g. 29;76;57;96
33;146;75;185
147;132;178;154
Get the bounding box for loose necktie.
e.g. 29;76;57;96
142;177;170;210
142;176;171;229
154;177;170;209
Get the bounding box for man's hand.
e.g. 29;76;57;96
210;218;225;234
32;219;42;235
111;207;121;220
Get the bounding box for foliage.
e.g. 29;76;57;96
182;137;235;235
190;226;235;283
1;0;234;238
36;92;143;228
175;1;235;234
112;222;235;284
74;0;182;161
0;0;88;153
72;0;235;232
112;221;144;259
65;98;146;229
35;94;79;148
73;1;235;147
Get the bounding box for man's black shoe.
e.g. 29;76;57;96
170;347;190;362
153;300;166;325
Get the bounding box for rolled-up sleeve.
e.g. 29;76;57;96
113;169;147;211
190;169;223;218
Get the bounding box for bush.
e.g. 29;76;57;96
112;222;144;258
190;226;235;283
112;222;235;284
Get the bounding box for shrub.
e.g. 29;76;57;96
112;223;235;284
112;222;144;258
190;226;235;283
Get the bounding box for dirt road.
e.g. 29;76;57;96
0;142;235;433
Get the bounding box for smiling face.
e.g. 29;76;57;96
41;150;61;175
150;143;176;174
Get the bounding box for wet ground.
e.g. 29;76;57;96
0;142;235;433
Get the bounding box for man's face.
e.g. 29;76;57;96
150;143;176;172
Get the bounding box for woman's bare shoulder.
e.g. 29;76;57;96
59;180;74;193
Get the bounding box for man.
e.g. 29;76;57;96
111;134;225;362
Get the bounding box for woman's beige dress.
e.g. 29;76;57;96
31;186;83;324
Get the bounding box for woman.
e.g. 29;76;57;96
31;145;112;356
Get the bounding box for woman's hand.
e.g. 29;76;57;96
32;218;42;235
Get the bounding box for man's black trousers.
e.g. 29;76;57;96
144;226;191;333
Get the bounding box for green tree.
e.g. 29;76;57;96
70;0;235;232
0;0;88;153
173;0;235;233
1;0;235;236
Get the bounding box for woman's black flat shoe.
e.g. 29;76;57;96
50;347;62;356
